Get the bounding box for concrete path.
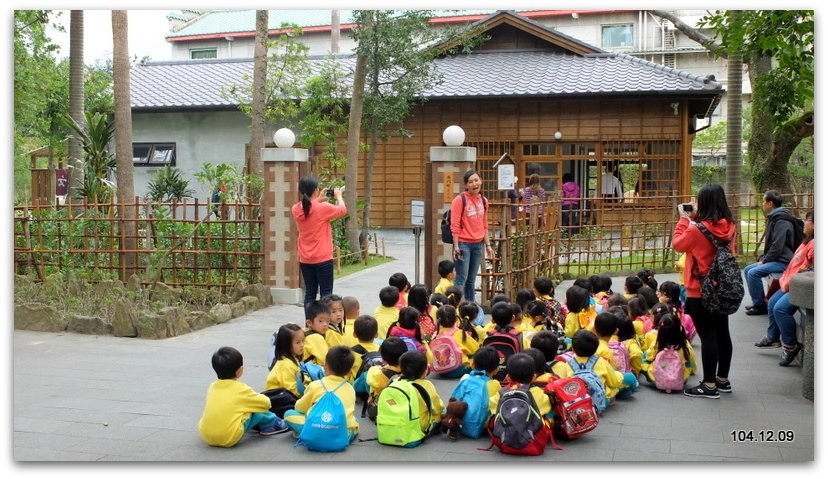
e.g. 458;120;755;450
12;231;816;464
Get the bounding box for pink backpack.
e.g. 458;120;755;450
607;341;631;373
652;347;685;393
679;311;696;342
429;328;464;374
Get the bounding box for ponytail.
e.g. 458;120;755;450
301;194;312;218
298;175;319;219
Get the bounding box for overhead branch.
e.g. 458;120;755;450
650;10;724;56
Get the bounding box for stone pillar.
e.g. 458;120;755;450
261;146;308;305
424;146;476;290
788;271;814;401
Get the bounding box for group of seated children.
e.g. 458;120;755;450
198;266;698;449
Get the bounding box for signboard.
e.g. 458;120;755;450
443;173;454;203
411;199;425;226
497;163;515;190
55;169;69;196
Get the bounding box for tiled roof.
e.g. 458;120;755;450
167;9;502;38
131;51;722;109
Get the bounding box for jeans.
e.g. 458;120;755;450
744;261;788;306
454;241;485;302
300;259;334;307
561;204;579;234
685;297;732;383
767;289;800;346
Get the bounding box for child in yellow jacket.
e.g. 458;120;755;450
569;330;628;401
432;304;480;378
265;323;305;396
349;315;381;381
284;346;359;441
198;347;288;447
400;351;445;434
564;285;597;339
492;353;552;422
341;296;361;348
322;294;346;348
642;313;697;383
374;286;401;339
302;300;330;366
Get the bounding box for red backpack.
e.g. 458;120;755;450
538;376;599;439
481;328;523;384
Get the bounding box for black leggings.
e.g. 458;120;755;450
685;297;733;383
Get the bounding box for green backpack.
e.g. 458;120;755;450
376;378;433;447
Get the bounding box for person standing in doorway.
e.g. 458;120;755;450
292;175;347;307
672;184;737;398
451;170;494;302
561;172;581;234
521;173;546;225
600;163;623;202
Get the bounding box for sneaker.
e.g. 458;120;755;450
684;382;720;399
778;343;803;367
745;303;768;315
715;378;732;393
754;336;781;348
259;418;290;436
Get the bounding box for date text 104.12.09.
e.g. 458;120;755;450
730;430;795;442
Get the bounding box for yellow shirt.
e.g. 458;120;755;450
623;338;644;376
564;310;596;338
596;338;618;370
641;330;658;357
342;319;358;348
349;341;381;381
434;277;453;295
325;327;345;348
518;314;535;332
570;355;624;399
374;305;400;339
294;376;359;434
412;378;445;432
642;340;697;380
302;330;329;366
265;358;300;396
197;379;271;447
367;364;401;396
548;360;573;378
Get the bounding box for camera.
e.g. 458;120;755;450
678;203;694;213
325;188;334;198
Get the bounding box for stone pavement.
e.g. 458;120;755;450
12;230;817;464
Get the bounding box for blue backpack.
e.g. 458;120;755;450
296;381;350;452
448;370;491;438
567;356;608;415
296;362;325;396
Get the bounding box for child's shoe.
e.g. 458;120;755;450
259;417;290;436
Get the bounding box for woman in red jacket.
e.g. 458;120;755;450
672;184;737;399
292;175;347;307
450;170;495;302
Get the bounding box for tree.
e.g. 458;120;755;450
112;10;137;279
348;10;483;245
248;10;268;179
343;54;367;252
651;10;814;194
68;10;85;198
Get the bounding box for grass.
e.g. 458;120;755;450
560;251;679;278
335;254;395;278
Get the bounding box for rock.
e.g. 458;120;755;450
243;284;273;307
159;306;191;337
187;311;215;331
111;297;138;337
230;302;246;318
68;315;113;335
14;303;66;332
210;303;233;324
150;282;181;303
41;273;63;296
66;277;87;297
94;279;125;298
230;279;249;302
126;274;143;292
134;311;168;339
240;295;259;313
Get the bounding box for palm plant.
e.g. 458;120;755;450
61;111;116;205
146;165;195;203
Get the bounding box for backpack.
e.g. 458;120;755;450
399;336;423;353
362;367;398;421
429;328;465;374
440;194;487;244
485;386;552;456
295;381;350;452
541;297;568;328
482;328;523;384
447;370;491;439
260;387;298;419
652;346;686;393
679;311;696;342
770;215;805;252
296;361;325;396
538;376;599;439
376;378;433;447
607;340;631;373
567;356;608;415
351;345;385;399
693;222;744;315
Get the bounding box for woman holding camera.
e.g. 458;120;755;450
292;175;346;307
672;184;736;398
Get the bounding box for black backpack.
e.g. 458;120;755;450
260;387;298;418
771;215;805;251
440;194;487;244
694;223;744;315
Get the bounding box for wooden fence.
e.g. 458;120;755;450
479;191;813;302
14;197;263;291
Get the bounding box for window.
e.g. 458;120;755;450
602;24;634;48
133;143;176;166
190;48;217;59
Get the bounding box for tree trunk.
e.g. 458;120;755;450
112;10;136;280
344;54;366;252
725;46;742;206
767;111;813;194
360;116;378;247
68;10;84;198
747;53;773;192
331;10;340;54
249;10;268;180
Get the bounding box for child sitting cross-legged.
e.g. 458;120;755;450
284;346;359;442
642;313;697;393
265;324;305;397
563;285;597;339
530;330;572;378
568;329;625;412
374;286;401;339
441;346;502;440
198;346;288;447
430;304;480;378
401;350;444;436
434;259;456;296
593;312;639;399
349;315;381;384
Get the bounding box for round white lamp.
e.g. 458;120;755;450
554;130;562;140
273;128;296;148
442;125;465;146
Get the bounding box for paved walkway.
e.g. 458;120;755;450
11;232;817;465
